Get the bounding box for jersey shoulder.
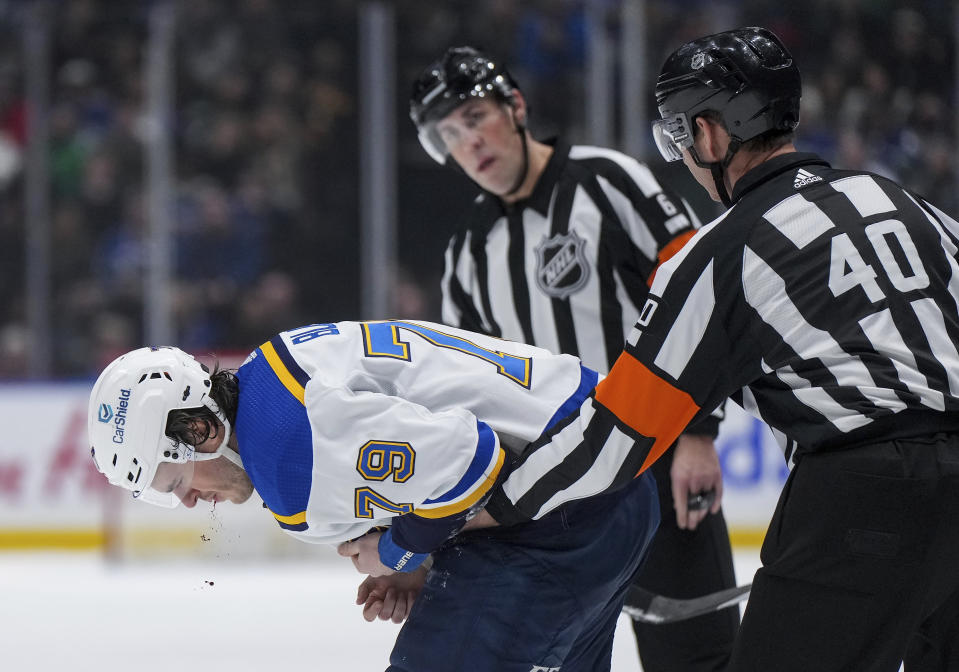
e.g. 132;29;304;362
235;346;315;530
449;190;504;242
567;144;664;197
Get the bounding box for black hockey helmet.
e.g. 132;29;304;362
651;27;801;164
410;46;520;164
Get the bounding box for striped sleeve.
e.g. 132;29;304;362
915;194;959;252
570;145;698;261
487;162;959;524
486;224;743;523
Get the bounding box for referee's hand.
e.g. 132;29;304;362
671;434;723;530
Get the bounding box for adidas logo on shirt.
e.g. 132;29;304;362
794;168;823;189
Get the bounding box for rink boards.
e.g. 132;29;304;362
0;383;783;553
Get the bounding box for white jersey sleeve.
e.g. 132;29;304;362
235;320;595;561
301;379;504;539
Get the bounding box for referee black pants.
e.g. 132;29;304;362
630;447;739;672
727;433;959;672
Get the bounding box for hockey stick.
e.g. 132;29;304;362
622;583;751;624
618;489;744;624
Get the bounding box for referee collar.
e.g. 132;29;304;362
731;152;831;204
497;137;569;217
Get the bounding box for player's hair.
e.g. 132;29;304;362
165;366;239;448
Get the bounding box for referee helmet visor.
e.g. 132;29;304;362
410;46;517;164
652;112;694;162
652;27;801;154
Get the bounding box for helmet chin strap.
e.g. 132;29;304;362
709;163;733;208
191;417;244;469
194;398;244;469
503;109;530;197
691;139;741;208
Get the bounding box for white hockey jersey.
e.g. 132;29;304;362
234;320;596;557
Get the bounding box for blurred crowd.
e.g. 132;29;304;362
0;0;954;378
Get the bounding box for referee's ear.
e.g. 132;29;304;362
693;116;728;164
509;88;529;129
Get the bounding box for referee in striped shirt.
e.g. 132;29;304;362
410;46;738;670
485;27;959;671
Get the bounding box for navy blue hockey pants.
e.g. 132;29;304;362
386;470;660;672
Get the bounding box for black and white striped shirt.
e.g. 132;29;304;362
441;140;701;375
487;152;959;524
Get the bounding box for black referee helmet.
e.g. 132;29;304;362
651;27;801;207
651;27;801;164
409;46;520;164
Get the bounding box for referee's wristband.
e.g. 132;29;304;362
377;528;429;573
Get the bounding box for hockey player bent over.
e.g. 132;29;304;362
87;319;659;672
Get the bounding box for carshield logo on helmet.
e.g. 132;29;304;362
87;346;232;508
110;388;132;444
98;404;114;423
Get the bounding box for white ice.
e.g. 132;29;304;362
0;548;764;671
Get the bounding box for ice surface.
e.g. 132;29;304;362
0;549;763;671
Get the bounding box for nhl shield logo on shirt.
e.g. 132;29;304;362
535;231;590;299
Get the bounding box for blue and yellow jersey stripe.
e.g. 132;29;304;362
236;335;314;533
271;510;308;531
543;364;599;433
260;335;310;403
412;422;505;519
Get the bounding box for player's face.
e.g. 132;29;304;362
173;421;254;507
436;98;526;195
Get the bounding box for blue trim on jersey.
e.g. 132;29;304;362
270;335;310;388
362;321;534;389
236;348;314;527
543;365;599;433
378;527;430;572
277;519;309;532
422;421;496;505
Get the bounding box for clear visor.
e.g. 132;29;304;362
417;122;450;164
133;446;198;508
651;113;692;162
133;418;235;508
415;87;506;165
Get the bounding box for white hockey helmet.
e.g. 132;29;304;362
87;346;237;508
